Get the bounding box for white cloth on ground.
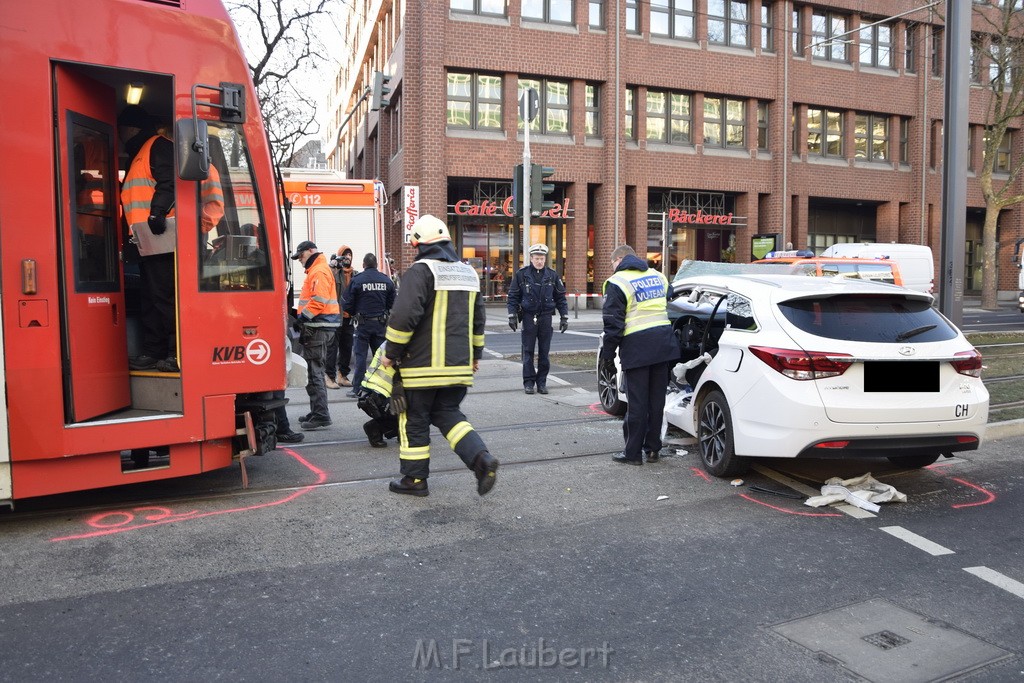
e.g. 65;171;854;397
804;473;908;513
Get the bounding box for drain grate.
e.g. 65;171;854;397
863;630;911;650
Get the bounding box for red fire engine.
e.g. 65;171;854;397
0;0;289;504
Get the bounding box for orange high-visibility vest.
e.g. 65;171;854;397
121;135;175;226
200;164;225;233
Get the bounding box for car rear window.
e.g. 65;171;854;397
777;295;958;342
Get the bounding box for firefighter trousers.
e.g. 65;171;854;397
398;386;486;480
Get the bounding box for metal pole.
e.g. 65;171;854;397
661;212;669;277
522;94;532;269
614;0;621;249
939;0;969;326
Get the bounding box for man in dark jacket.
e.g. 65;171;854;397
326;245;357;389
600;245;679;465
380;215;499;498
344;253;396;397
506;243;569;394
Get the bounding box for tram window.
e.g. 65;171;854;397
198;122;273;292
70;119;118;290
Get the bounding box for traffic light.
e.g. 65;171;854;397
512;163;525;217
530;163;555;215
370;71;392;111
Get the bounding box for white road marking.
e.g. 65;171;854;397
879;526;955;556
963;567;1024;600
482;348;503;359
546;375;571;386
563;330;601;338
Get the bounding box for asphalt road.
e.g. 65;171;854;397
1;357;1022;681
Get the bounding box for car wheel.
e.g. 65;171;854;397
697;390;748;477
887;454;941;469
597;358;627;416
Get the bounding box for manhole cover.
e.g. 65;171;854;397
772;598;1010;682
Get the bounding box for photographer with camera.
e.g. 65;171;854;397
326;246;357;389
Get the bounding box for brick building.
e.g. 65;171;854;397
325;0;1024;303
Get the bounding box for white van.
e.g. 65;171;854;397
820;242;935;294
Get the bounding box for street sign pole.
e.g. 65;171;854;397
520;92;532;269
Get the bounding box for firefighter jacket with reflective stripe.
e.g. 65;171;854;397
384;243;485;389
362;344;395;398
601;254;678;370
121;134;174;226
297;252;341;327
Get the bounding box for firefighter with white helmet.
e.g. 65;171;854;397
506;242;569;394
379;214;499;497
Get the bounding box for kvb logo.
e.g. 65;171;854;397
211;338;271;365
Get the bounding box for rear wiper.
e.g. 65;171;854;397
895;324;937;341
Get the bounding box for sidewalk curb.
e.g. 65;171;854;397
986;418;1024;440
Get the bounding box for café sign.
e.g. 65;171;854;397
452;197;572;219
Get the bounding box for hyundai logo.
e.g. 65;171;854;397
898;346;916;356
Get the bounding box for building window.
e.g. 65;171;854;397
450;0;506;16
650;0;696;41
760;2;774;52
930;121;942;168
757;101;769;150
988;39;1019;89
899;117;909;163
646;90;692;145
585;83;600;137
854;113;888;161
807;107;844;157
905;25;916;72
984;129;1012;173
792;8;803;55
447;72;503;130
968;125;977;171
931;28;943;77
518;78;570;135
389;93;402;156
624;87;636;140
704;97;746;149
810;10;848;62
708;0;750;48
589;0;604;28
858;21;893;68
523;0;573;24
626;0;639;33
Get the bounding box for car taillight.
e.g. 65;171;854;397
951;349;983;378
749;346;853;380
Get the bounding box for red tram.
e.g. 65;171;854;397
0;0;289;503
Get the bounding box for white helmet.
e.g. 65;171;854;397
529;243;549;256
410;215;451;246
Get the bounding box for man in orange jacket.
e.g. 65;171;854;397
292;241;341;430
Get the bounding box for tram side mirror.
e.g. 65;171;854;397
175;117;209;181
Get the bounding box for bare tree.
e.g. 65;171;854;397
974;5;1024;309
226;0;337;166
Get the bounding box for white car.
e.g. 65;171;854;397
598;272;989;477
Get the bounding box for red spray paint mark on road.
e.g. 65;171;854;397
949;477;997;509
50;449;327;542
739;493;843;517
689;467;712;482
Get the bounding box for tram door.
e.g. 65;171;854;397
54;65;130;421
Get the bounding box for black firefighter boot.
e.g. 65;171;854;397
363;419;388;448
389;476;429;497
472;451;500;496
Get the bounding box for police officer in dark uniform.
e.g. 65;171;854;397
344;253;396;397
506;243;569;394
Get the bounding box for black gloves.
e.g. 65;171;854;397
508;314;518;332
389;375;407;415
148;214;167;235
559;317;569;333
292;317;304;332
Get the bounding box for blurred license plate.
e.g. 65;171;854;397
864;361;939;392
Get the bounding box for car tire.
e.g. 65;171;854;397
887;454;941;469
597;358;627;416
697;389;748;477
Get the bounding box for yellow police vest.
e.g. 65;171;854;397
604;268;671;336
